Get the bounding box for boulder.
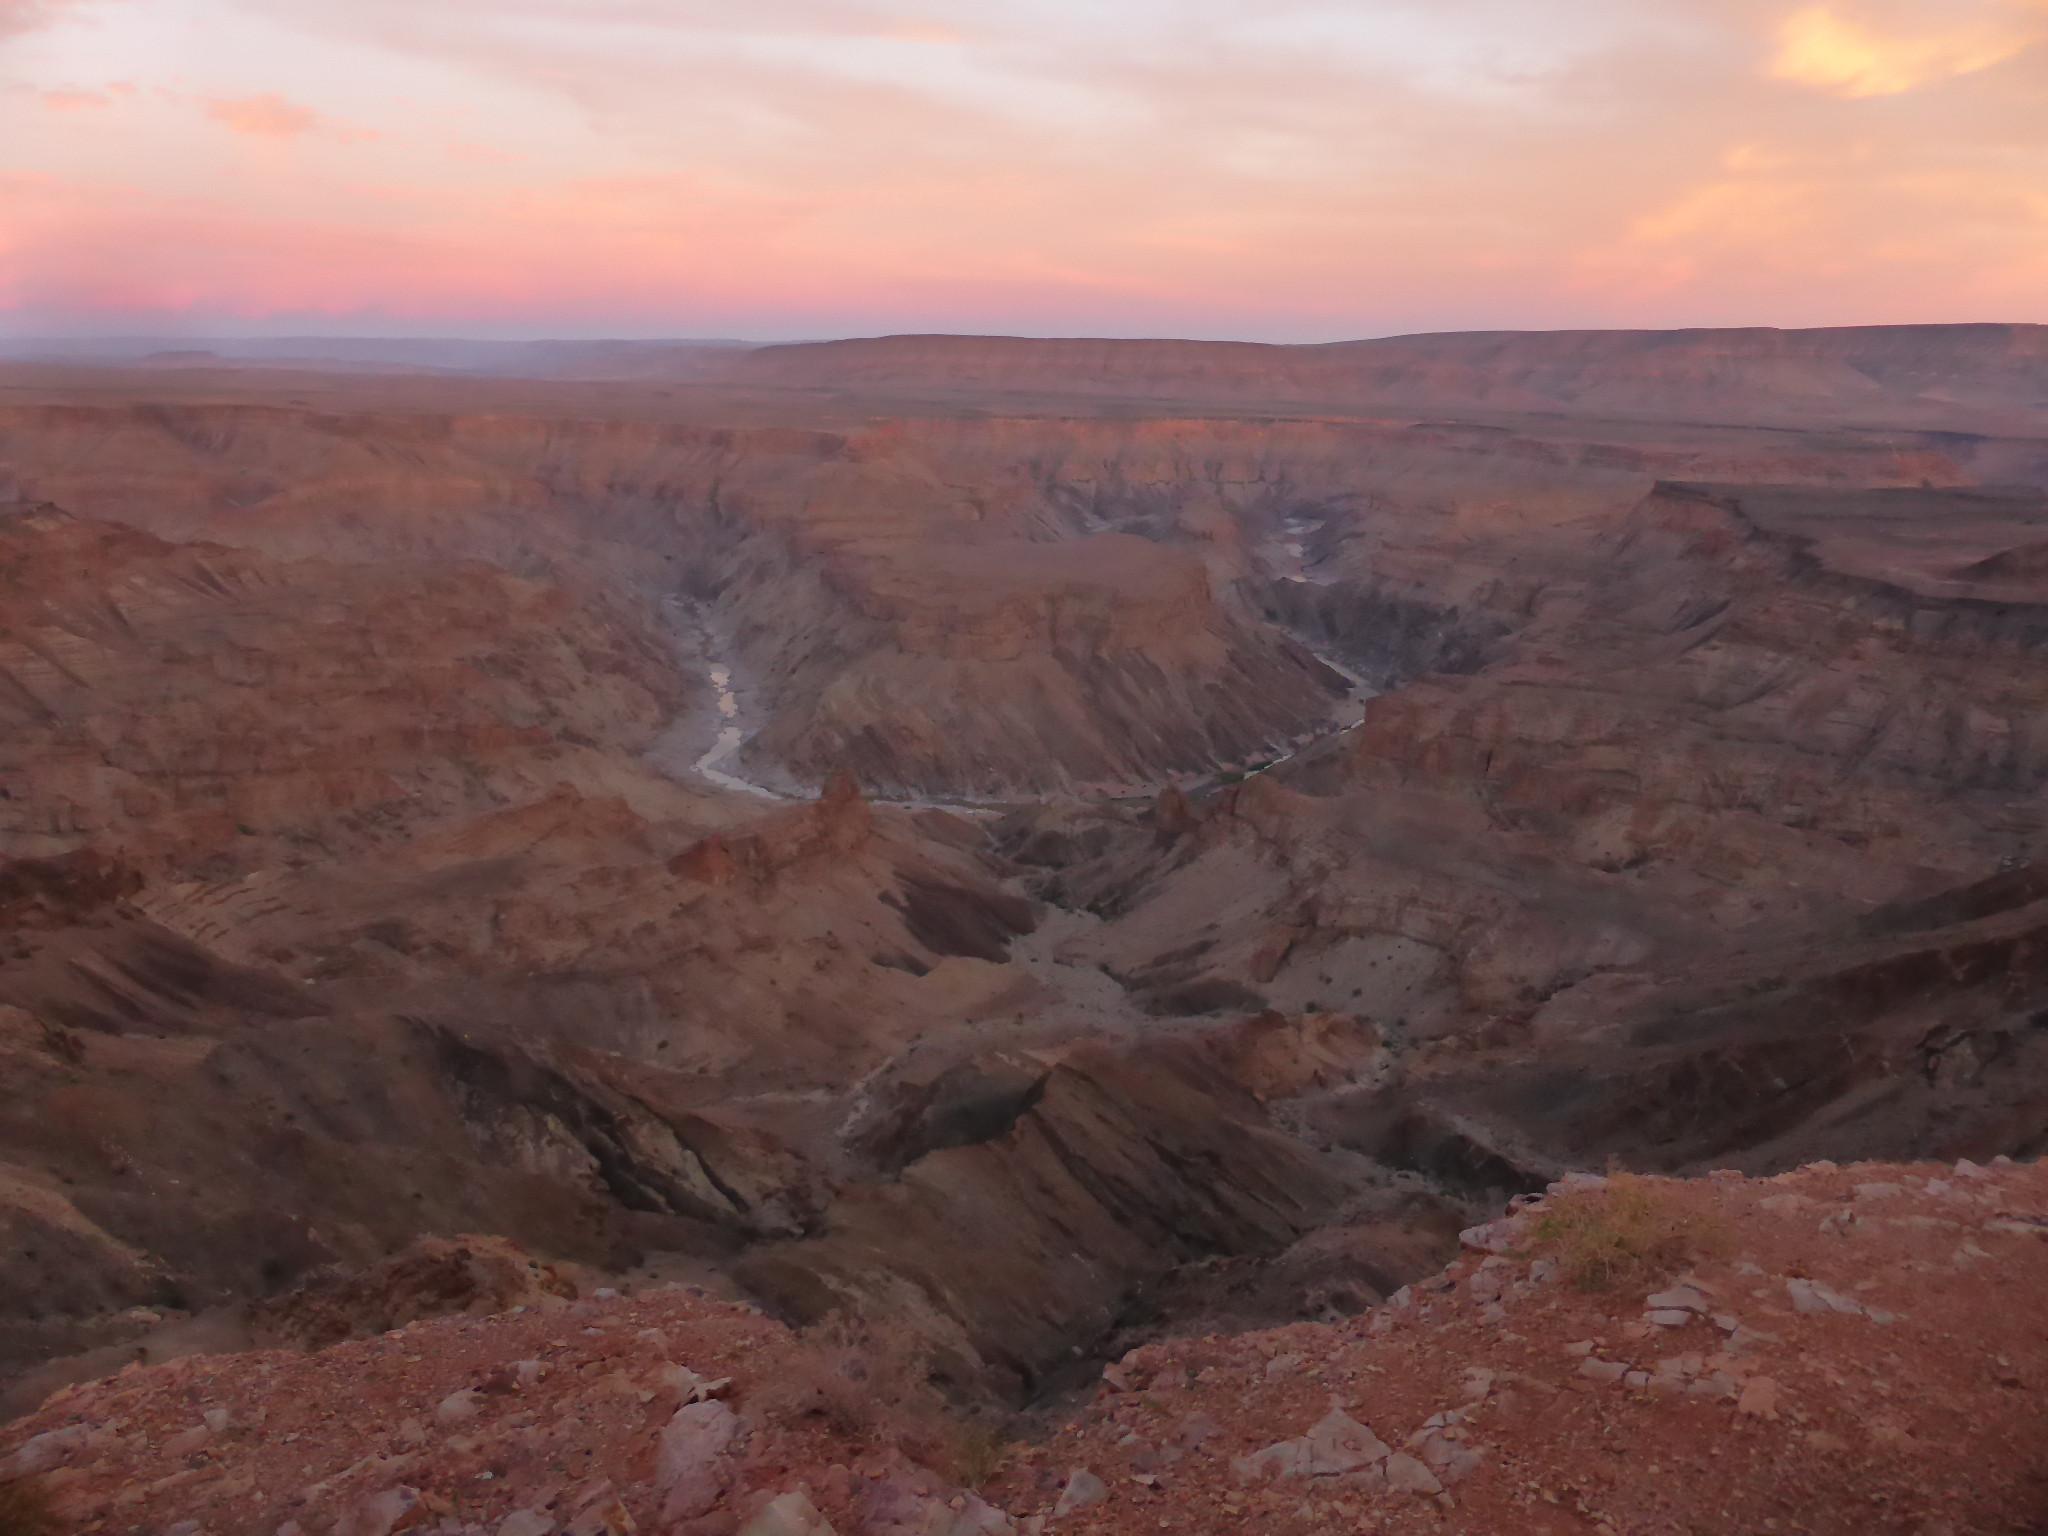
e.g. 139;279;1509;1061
741;1490;836;1536
657;1400;742;1520
1051;1469;1107;1517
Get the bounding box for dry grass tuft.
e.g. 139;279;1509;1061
1530;1174;1727;1291
750;1314;1011;1487
0;1479;62;1536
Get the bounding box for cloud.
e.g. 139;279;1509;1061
202;92;322;138
1771;2;2046;96
4;0;2047;336
39;87;110;110
0;0;92;40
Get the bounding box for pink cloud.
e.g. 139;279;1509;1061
39;88;112;111
203;93;322;139
0;0;86;39
5;0;2046;336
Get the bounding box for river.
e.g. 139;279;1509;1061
645;588;1374;810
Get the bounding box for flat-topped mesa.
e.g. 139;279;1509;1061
728;324;2048;430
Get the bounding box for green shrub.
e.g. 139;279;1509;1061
1530;1174;1726;1291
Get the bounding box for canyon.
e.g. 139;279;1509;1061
1;326;2046;1530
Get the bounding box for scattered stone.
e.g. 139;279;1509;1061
742;1490;836;1536
1458;1219;1522;1255
1985;1220;2048;1239
1646;1281;1711;1310
1410;1428;1484;1486
435;1389;483;1425
163;1424;211;1459
662;1364;734;1403
335;1485;421;1536
0;1424;89;1480
1175;1413;1222;1449
1233;1408;1390;1482
1736;1377;1781;1421
563;1479;635;1536
1786;1278;1864;1317
1383;1452;1443;1496
1052;1469;1108;1517
656;1400;742;1521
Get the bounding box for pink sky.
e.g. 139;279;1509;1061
2;0;2045;340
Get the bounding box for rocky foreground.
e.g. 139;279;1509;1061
4;1159;2043;1536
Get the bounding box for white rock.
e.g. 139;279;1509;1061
435;1389;483;1425
1785;1278;1863;1316
0;1424;90;1480
658;1400;742;1521
335;1486;421;1536
1234;1407;1391;1482
1411;1428;1483;1486
1383;1451;1443;1496
1052;1469;1108;1517
1301;1408;1390;1476
1458;1219;1521;1255
497;1513;554;1536
741;1490;835;1536
663;1363;734;1403
1644;1284;1710;1313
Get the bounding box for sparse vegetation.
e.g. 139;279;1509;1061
1530;1174;1727;1292
750;1314;1012;1487
0;1479;61;1536
944;1417;1012;1491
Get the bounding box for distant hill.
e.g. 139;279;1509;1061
724;324;2048;431
9;324;2045;430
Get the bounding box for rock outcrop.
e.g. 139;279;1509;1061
3;1159;2041;1535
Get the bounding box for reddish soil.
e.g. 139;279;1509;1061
4;1158;2043;1535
